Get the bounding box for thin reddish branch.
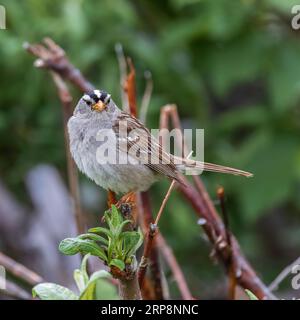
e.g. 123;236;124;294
115;43;129;112
154;180;176;226
160;104;275;300
179;169;273;299
141;277;157;300
138;192;193;300
138;180;175;288
156;234;194;300
138;222;157;289
139;192;164;299
140;71;153;124
125;71;164;296
121;55;165;299
124;58;137;117
217;186;236;300
108;189;117;207
51;73;86;235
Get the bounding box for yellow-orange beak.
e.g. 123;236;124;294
91;101;107;112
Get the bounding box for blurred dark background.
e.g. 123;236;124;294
0;0;300;299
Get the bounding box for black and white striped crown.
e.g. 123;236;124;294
82;90;111;105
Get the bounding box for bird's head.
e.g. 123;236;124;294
74;89;119;119
82;90;111;112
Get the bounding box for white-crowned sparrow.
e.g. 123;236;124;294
67;90;252;194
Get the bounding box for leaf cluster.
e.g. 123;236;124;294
59;205;143;271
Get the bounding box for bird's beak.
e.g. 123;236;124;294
92;101;107;112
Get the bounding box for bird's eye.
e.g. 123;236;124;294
104;94;111;105
82;94;94;107
83;98;92;106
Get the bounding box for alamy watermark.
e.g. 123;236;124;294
291;264;300;290
95;125;205;175
0;265;6;290
291;5;300;30
0;5;6;29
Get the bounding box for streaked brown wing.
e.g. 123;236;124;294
112;112;181;182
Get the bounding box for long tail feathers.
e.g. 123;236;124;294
175;157;253;178
202;161;253;177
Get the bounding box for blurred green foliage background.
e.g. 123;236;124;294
1;0;300;298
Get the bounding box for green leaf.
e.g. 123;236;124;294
103;205;124;235
88;227;112;238
80;254;90;279
104;210;113;231
73;269;86;293
80;281;96;300
59;238;107;261
121;229;143;257
73;254;90;293
245;289;259;300
58;238;81;255
116;220;132;236
111;205;123;228
89;270;111;282
109;259;125;271
78;233;109;246
94;278;119;300
80;270;117;300
107;237;114;262
32;283;78;300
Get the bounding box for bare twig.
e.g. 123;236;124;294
121;55;164;299
159;104;275;300
269;257;300;292
51;73;86;235
0;252;43;286
24;39;86;235
138;180;176;289
217;186;236;300
178;178;277;300
139;192;164;299
140;277;157;300
154;180;176;226
107;189;117;207
140;71;153;124
24;38;94;93
138;223;157;288
217;187;231;247
157;234;193;300
2;280;33;300
124;58;137;117
115;43;129;112
139;192;192;300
